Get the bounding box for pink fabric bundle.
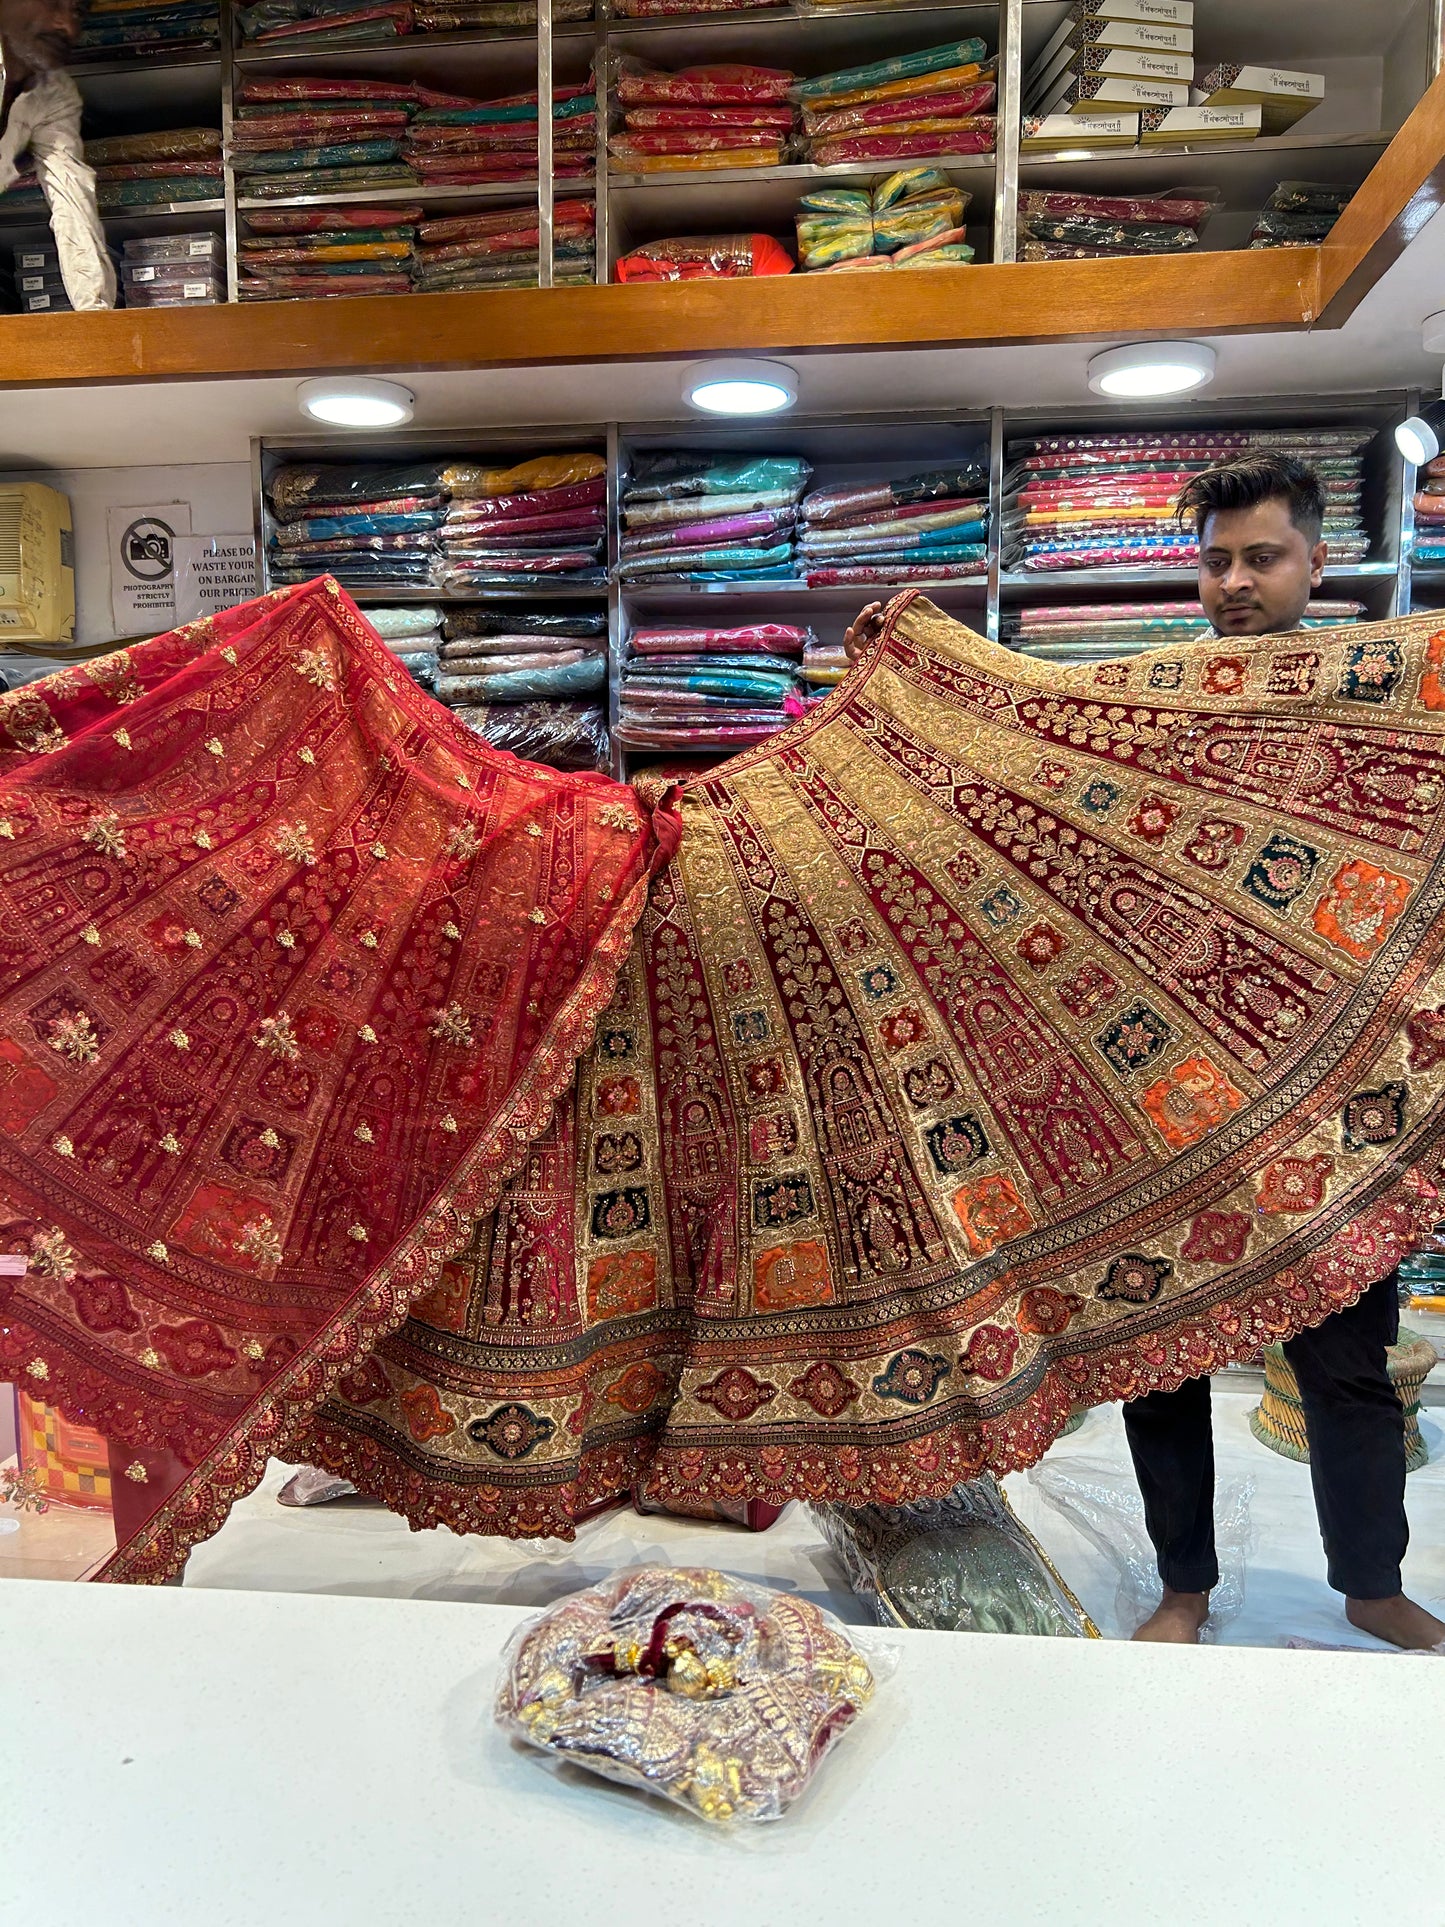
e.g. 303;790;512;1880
628;624;809;655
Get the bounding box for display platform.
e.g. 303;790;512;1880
2;1571;1443;1927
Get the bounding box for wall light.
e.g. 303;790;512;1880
684;359;798;416
297;378;415;427
1087;341;1216;400
1395;323;1445;465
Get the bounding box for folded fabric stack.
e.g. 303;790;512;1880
796;167;971;272
77;0;220;56
612;0;781;14
618;623;808;751
414;198;595;291
801;636;849;686
4;126;219;211
239;202;420;300
438;608;610;770
618;454;812;583
231;76;425;198
610;61;797;174
1006;598;1367;661
1249;180;1352;249
1004;427;1373;573
405;82;597;187
799;462;988;585
366;603;443;690
794;38;996;168
237;0;590;47
266;460;451;589
1016;187;1215;262
1414;455;1445;564
615;232;793;281
122;230;224;307
437;452;607;591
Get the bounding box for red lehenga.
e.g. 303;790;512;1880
4;579;1445;1582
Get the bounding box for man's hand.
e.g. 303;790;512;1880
843;601;885;664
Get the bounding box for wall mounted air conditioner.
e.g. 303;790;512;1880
0;484;75;647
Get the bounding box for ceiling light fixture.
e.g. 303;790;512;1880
1087;340;1216;400
683;358;798;416
297;377;415;427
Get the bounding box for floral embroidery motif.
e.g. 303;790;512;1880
234;1215;284;1267
1257;1154;1334;1214
752;1173;814;1231
1183;818;1247;872
749;1111;799;1161
46;1010;99;1065
1097;1254;1172;1305
151;1318;237;1379
591;1188;651;1240
1405;1006;1445;1072
205;738;225;758
1311;859;1412;963
1338;638;1403;704
447;821;481;860
52;1135;73;1157
1266;650;1320;696
787;1359;859;1419
1420;628;1445;709
1096;1001;1172;1079
733;1009;770;1046
903;1058;959;1107
273;821;316;866
30;1227;78;1281
605;1362;666;1415
963;1324;1019;1380
295;646;336;692
858;963;898;1000
1127;794;1181;846
696;1367;777;1423
1180;1210;1252;1265
586;1249;658;1319
400;1383;456;1443
1079;777;1120;817
981;884;1024;928
1202;655;1247;697
835;917;871;957
1016;921;1066;971
879;1006;927;1053
723;958;755;996
1058;960;1119;1023
872;1349;951;1405
598;802;636;832
1341;1082;1407;1152
254;1013;299;1061
924;1112;990;1176
1139;1056;1245;1149
82;812;126;859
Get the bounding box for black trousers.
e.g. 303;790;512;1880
1122;1268;1407;1600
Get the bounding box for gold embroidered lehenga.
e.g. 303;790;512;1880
2;581;1443;1581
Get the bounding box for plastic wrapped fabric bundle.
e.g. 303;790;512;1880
793;37;989;102
616;59;795;105
85;126;221;163
814;1479;1098;1637
1007;598;1365;663
1250;179;1351;248
798;463;989;584
495;1568;877;1825
442;646;594;675
241;270;413;296
437;656;606;701
802;82;994;136
626;453;810;503
811;123;994;165
441;631;599;659
797;168;969;271
629;623;810;655
268;464;450;516
391;648;439;690
621;506;798;555
244;202;425;232
615;233;794;281
442;607;607;639
610;59;797;169
619;625;804;748
794;43;996;167
451;699;609;770
366;604;442;640
1018;188;1218;259
801;638;848;683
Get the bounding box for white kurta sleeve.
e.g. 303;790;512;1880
28;75;116;312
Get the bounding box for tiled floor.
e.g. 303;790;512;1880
9;1377;1445;1647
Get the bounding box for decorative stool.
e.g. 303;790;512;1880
1248;1327;1437;1473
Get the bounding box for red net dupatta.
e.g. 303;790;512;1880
0;578;677;1581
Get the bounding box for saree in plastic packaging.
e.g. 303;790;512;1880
615;233;794;282
16;589;1445;1576
452;701;610;773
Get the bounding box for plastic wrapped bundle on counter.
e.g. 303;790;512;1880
610;61;797;171
618;454;811;583
1017;187;1217;260
1003;425;1374;573
437;453;606;590
414;199;595;293
814;1479;1097;1636
616;628;809;755
797;168;972;272
495;1568;878;1825
1006;597;1366;662
798;459;988;585
618;622;808;750
615;232;793;281
405;83;597;187
794;38;996;167
77;0;220;55
1249;180;1352;248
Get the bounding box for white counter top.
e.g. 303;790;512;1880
2;1576;1441;1927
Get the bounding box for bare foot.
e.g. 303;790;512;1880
1132;1588;1210;1643
1345;1593;1445;1650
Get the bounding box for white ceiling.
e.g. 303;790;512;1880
3;207;1444;471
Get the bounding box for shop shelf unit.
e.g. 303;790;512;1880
2;0;1437;303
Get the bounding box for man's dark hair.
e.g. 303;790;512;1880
1176;452;1326;545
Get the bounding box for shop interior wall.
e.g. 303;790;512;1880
0;462;253;647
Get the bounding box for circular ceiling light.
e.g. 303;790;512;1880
1396;401;1445;468
684;358;798;416
297;377;415;427
1087;341;1216;399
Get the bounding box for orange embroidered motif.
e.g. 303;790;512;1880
586;1249;658;1319
952;1174;1033;1256
254;1012;299;1060
400;1383;455;1443
1311;859;1413;963
411;1261;471;1333
1139;1056;1245;1149
605;1362;666;1414
1257;1154;1334;1214
0;1037;60;1130
754;1241;835;1312
1419;628;1445;709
